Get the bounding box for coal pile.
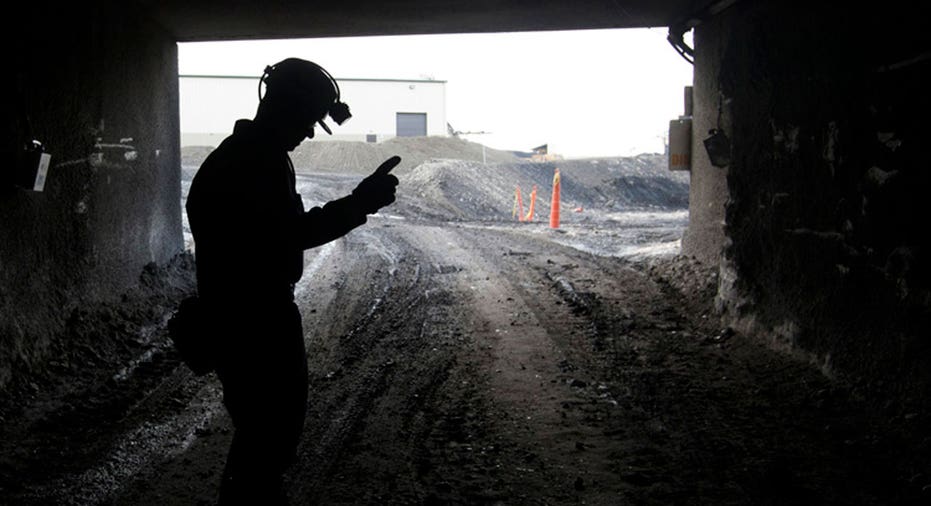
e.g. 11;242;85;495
553;156;690;210
393;153;688;223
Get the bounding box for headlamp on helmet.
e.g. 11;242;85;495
258;58;352;136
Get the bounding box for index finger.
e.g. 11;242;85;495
375;156;402;176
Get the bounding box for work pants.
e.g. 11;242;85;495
214;300;308;505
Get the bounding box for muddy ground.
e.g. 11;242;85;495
2;144;929;505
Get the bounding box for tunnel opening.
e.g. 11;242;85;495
176;28;695;259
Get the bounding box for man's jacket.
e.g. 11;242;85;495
186;119;367;305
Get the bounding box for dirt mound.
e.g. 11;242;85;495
397;159;520;221
395;154;689;222
290;136;520;175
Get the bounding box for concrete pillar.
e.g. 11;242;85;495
680;14;729;267
0;5;182;388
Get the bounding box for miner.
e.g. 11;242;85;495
185;58;400;505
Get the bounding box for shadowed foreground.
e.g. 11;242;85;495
1;217;927;505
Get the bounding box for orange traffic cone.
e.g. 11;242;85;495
525;185;537;222
513;186;525;221
550;168;561;228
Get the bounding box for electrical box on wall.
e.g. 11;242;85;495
668;85;693;172
668;118;692;171
16;141;51;191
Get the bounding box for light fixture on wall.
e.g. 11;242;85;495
704;128;731;168
668;86;693;171
704;92;731;168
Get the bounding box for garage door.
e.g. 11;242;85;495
396;112;427;137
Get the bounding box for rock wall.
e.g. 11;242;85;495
0;4;183;389
693;1;930;406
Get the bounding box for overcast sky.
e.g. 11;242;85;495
178;28;693;159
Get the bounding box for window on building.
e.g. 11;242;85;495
396;112;427;137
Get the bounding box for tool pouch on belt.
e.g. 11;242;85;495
167;296;216;375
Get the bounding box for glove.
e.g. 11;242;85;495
352;156;401;215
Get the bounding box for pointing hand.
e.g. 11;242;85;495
353;156;400;214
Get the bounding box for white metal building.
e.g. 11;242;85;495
179;75;447;146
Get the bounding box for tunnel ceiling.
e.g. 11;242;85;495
136;0;697;42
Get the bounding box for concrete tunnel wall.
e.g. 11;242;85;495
0;5;183;388
684;1;930;404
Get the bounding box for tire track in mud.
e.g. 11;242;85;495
288;221;642;504
288;221;582;504
432;225;648;503
472;231;761;503
453;226;918;506
289;222;463;503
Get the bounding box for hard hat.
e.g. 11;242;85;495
259;58;351;135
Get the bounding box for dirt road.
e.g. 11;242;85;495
1;217;925;505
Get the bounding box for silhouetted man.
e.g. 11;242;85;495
185;58;399;505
